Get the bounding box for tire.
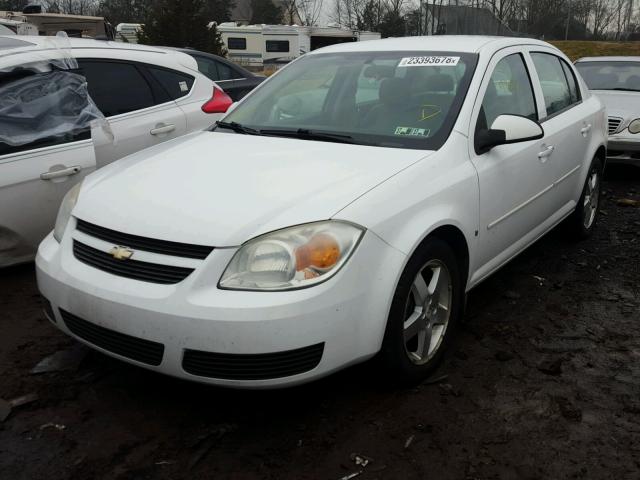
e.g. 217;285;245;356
379;237;464;385
567;156;603;240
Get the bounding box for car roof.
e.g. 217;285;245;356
0;35;173;55
171;47;255;76
309;35;556;55
0;35;199;72
576;56;640;63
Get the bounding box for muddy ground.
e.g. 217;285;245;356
1;166;639;480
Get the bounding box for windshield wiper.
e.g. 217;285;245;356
214;120;261;135
610;87;640;92
259;128;357;144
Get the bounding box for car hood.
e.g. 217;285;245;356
593;90;640;119
75;131;431;247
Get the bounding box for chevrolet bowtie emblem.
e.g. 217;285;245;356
109;246;134;261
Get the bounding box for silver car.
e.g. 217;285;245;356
575;56;640;165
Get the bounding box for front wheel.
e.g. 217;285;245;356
379;238;463;385
567;157;603;239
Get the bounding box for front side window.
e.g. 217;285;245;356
575;60;640;91
227;37;246;50
0;65;98;156
477;53;537;131
79;60;154;117
221;51;478;150
266;40;290;53
531;53;574;117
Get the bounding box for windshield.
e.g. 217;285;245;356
575;61;640;91
221;51;478;150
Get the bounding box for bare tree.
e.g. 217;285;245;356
43;0;99;15
297;0;324;25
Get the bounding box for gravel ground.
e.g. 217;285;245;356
1;165;639;480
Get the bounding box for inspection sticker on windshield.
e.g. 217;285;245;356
395;127;429;137
399;56;459;67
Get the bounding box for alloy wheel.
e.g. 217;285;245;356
583;168;600;229
403;259;452;365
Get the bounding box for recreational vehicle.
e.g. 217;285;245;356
218;23;381;70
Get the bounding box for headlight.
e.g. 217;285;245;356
629;119;640;134
219;221;364;291
53;181;82;242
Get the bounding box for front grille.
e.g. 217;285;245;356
182;343;324;380
608;117;622;134
76;219;213;260
60;309;164;366
73;240;194;284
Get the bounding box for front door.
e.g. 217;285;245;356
0;136;96;266
0;66;97;266
469;49;557;282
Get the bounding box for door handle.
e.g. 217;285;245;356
150;123;176;135
40;166;81;180
537;145;555;160
580;124;592;136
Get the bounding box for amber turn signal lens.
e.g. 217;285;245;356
295;233;340;271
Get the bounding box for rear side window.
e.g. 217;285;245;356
227;37;246;50
79;60;155;117
531;53;576;117
560;60;580;104
478;53;537;130
148;67;194;99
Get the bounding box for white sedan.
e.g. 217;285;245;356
36;36;606;388
0;35;231;267
575;56;640;165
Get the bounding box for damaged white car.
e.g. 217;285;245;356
0;35;231;267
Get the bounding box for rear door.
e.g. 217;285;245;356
528;50;590;209
78;59;188;167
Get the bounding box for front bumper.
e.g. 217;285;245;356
607;136;640;164
36;223;405;388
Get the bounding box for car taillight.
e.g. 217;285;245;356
201;87;233;114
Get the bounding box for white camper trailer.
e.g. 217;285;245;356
218;23;381;70
0;12;38;35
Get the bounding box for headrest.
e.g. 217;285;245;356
592;73;617;88
379;77;407;105
626;74;640;90
426;73;454;92
364;64;395;79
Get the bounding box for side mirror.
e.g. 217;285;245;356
476;114;544;154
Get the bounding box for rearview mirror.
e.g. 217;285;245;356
476;114;544;154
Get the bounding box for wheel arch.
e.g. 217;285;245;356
398;222;472;291
426;225;470;289
595;144;606;170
